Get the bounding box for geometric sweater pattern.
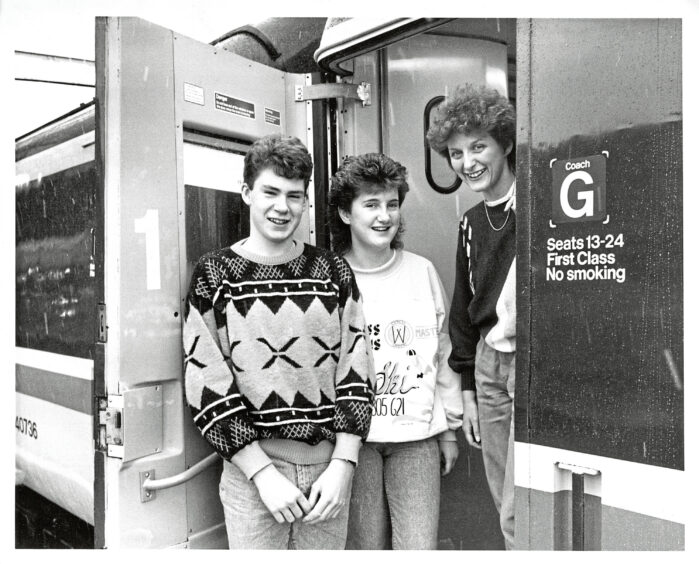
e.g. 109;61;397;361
183;242;375;461
448;198;516;391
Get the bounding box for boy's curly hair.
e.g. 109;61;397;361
427;83;516;171
328;153;410;257
243;134;313;189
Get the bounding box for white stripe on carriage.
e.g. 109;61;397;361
194;394;242;421
200;406;247;433
514;442;685;524
15;346;93;381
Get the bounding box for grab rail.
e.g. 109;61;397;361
139;453;219;502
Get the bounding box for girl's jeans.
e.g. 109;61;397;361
219;458;349;549
345;437;440;549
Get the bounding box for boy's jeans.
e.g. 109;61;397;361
219;458;349;549
345;438;440;549
475;338;515;550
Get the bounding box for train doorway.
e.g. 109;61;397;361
93;16;314;547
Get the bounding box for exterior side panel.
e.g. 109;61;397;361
517;18;683;550
523;17;683;468
519;488;684;550
102;17;188;548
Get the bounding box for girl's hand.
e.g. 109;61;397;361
439;440;459;475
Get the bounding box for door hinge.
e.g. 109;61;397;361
97;303;107;343
96;387;164;461
97;395;124;458
295;82;371;106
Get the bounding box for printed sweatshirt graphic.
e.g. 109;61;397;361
351;251;462;443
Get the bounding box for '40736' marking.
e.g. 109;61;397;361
16;416;38;439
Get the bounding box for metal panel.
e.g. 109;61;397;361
174;32;291;141
516;17;683;551
517;18;683;469
122;386;164;462
100;17;189;547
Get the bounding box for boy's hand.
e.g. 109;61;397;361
462;390;481;449
252;465;312;523
302;459;354;524
439;440;459;475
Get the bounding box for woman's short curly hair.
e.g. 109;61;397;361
328;153;410;257
426;83;516;171
243;134;313;190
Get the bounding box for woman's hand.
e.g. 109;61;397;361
462;390;481;449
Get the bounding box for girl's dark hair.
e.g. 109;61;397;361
426;83;516;171
328;153;410;256
243;134;313;189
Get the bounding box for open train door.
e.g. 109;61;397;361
93;17;314;548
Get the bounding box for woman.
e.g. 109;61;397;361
328;153;463;550
427;83;517;549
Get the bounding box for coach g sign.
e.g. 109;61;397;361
551;154;607;224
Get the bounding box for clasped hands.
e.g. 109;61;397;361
252;458;354;525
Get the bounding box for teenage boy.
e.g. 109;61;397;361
183;134;374;549
427;83;517;549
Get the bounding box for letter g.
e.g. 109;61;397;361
560;171;595;218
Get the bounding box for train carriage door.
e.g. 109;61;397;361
94;17;312;548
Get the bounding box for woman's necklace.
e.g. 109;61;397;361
484;200;511;231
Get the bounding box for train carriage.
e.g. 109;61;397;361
15;16;683;549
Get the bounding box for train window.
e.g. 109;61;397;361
16;161;98;359
182;132;250;268
423;95;461;194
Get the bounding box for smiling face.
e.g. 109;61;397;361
447;130;514;201
241;167;307;255
340;185;400;261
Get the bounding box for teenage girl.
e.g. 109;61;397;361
328;153;463;550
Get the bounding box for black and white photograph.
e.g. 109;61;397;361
3;0;697;555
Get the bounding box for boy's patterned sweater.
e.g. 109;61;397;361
183;240;375;478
